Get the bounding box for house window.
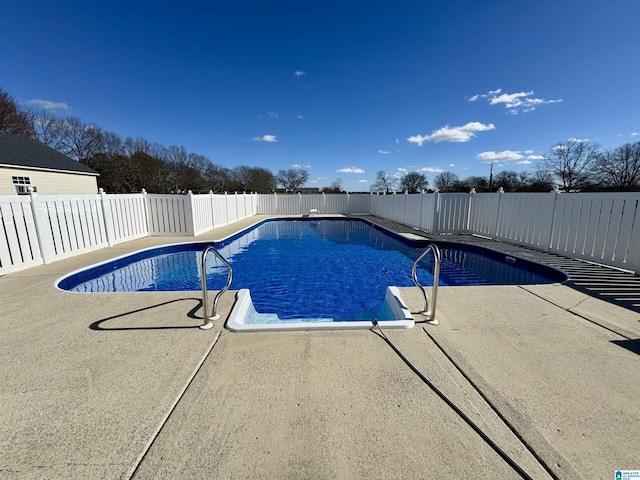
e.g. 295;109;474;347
11;176;37;194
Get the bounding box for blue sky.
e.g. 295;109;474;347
2;0;639;192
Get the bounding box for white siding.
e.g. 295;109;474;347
0;167;98;195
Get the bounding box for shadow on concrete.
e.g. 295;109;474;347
89;298;204;331
565;280;640;314
610;339;640;356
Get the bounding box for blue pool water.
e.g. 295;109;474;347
58;219;566;319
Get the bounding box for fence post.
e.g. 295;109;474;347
28;188;56;264
209;190;216;230
185;190;196;236
466;188;476;232
403;191;408;224
99;188;115;247
544;187;562;252
142;189;153;235
432;190;440;233
491;187;504;239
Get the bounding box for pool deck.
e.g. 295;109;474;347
1;214;639;479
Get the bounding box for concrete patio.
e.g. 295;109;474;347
1;215;639;479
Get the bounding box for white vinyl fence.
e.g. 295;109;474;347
256;193;371;215
2;190;639;276
370;191;640;274
0;190;257;276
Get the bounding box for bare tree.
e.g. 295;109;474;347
400;172;428;193
322;179;343;193
54;116;104;162
276;168;309;193
493;170;520;191
463;176;489;192
433;172;459;192
593;142;640;190
370;170;398;193
0;88;35;136
32;109;65;148
542;140;600;191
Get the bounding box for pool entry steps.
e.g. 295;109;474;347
198;242;419;332
226;286;415;332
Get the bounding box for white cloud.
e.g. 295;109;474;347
568;137;589;143
631;132;640;137
267;112;278;119
25;99;69;110
337;167;365;173
378;149;390;154
419;166;444;173
477;150;524;162
449;163;456;167
294;70;306;77
253;134;277;142
291;164;310;169
477;150;545;163
395;138;400;143
358;179;368;183
408;122;495;145
407;134;430;146
296;115;304;119
469;88;562;114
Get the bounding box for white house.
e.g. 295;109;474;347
0;133;99;195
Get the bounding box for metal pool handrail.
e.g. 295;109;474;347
200;244;233;330
411;244;441;325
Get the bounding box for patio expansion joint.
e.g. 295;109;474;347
125;330;223;480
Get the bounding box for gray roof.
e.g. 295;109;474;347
0;133;99;176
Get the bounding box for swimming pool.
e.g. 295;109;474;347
57;218;567;329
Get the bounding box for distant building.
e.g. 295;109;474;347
0;133;99;195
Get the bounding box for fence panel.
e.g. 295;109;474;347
191;194;214;235
258;194;278;214
34;195;108;262
0;196;43;275
103;193;147;245
549;193;640;271
211;195;229;227
403;194;423;228
346;194;371;214
493;193;556;249
146;194;190;235
437;194;471;233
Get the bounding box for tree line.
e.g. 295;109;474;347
2;87;639;194
372;138;640;194
0;87;309;194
